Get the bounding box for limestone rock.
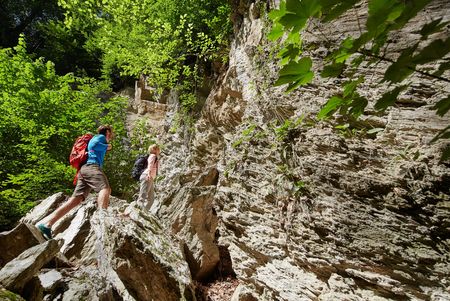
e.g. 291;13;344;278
1;193;195;300
154;0;450;300
159;185;219;281
0;223;45;268
0;239;62;292
20;192;66;225
38;270;63;291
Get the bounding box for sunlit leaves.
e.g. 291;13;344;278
332;37;355;63
318;96;346;119
274;57;313;91
60;0;232;91
279;0;322;30
268;0;449;157
268;0;286;21
367;127;384;134
384;37;450;84
367;0;405;35
268;23;284;41
391;0;432;30
278;44;302;65
348;96;368;118
343;77;364;98
0;41;125;209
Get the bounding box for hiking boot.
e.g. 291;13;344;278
37;224;52;240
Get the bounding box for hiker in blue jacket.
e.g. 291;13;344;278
37;125;114;240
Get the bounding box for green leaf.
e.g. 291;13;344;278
383;44;418;83
279;14;307;30
275;57;314;89
342;37;354;49
335;123;350;129
278;44;302;65
349;96;368;118
431;125;450;143
268;24;284;41
367;0;404;33
351;33;371;52
276;57;312;80
374;85;407;111
286;31;301;44
321;62;345;78
367;128;384;134
318;96;346;119
371;33;388;55
285;71;314;92
433;95;450;117
286;30;301;44
268;2;287;21
287;0;322;18
351;54;365;68
343;77;364;98
418;18;449;40
412;37;450;65
392;0;432;29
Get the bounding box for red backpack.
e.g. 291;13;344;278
69;133;93;185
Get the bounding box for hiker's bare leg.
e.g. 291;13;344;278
97;187;111;209
46;195;84;226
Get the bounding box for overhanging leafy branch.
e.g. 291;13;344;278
269;0;450;160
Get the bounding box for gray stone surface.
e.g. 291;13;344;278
153;0;450;300
0;239;62;292
0;223;45;268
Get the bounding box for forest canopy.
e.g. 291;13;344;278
0;0;231;230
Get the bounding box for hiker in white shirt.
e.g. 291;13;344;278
137;144;160;210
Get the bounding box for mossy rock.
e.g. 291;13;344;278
0;287;25;301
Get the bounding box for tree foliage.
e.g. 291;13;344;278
0;38;128;229
269;0;450;159
0;0;62;48
0;0;100;77
58;0;231;100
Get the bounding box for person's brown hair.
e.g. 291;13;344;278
148;144;160;154
97;125;113;136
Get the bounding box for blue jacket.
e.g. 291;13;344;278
86;134;109;167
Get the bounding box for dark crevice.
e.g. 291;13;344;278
193;231;237;301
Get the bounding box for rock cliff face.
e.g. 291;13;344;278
155;0;450;300
1;195;194;300
1;1;449;300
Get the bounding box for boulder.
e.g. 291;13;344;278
0;223;45;268
0;239;62;292
159;186;219;281
20;192;66;226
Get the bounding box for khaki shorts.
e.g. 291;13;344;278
72;164;110;199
